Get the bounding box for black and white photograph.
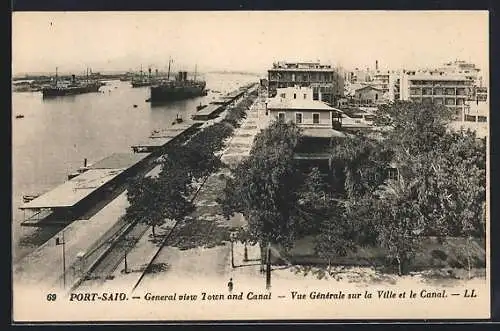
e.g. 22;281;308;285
11;11;489;321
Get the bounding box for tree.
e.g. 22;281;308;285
314;204;357;272
220;119;303;270
331;133;393;199
373;177;425;275
125;176;167;237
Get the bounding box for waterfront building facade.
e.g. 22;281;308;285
267;61;344;106
267;86;343;131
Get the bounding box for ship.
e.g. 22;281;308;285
41;68;101;97
131;67;158;88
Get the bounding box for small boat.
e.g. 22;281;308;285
15;114;24;119
196;103;207;111
175;114;183;123
133;104;138;108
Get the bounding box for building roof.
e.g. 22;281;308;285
89;152;150;169
149;123;195;138
407;74;474;81
267;98;335;111
20;168;124;209
132;137;173;148
269;68;335;72
301;127;346;138
354;85;383;92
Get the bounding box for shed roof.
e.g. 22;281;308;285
20;168;124;209
89;153;150;169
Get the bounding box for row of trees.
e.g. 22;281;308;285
221;101;487;275
124;90;258;238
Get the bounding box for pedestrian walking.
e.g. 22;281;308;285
227;278;234;293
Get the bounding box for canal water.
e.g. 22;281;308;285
12;73;259;262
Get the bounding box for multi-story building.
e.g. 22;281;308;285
398;71;475;117
371;70;390;94
387;61;487;115
267;61;344;106
266;86;345;172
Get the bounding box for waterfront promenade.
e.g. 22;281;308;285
75;88;268;292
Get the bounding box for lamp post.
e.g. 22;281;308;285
265;242;271;290
55;231;66;289
230;232;237;268
117;237;137;274
243;241;249;262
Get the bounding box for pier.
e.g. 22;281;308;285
19;152;152;227
14;81;258;293
192;86;254;121
131;122;200;153
192;104;225;121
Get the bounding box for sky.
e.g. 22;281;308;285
12;11;489;77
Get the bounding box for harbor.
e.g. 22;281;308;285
12;74;259;262
13;80;258;289
12;11;489;323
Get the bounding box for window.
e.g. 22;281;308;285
387;168;399;181
280;93;286;98
294;93;297;99
278;112;285;121
295;113;303;124
304;94;307;99
465;115;476;122
375;93;378;100
313;113;320;124
478;116;487;122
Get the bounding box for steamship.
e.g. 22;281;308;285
150;70;206;102
41;68;101;97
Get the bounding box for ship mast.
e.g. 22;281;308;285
167;57;173;81
55;67;58;85
194;64;197;81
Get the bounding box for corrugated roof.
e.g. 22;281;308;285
89;153;150;170
20;168;124;209
149;123;195;138
195;104;224;116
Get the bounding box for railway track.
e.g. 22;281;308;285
74;90;259;292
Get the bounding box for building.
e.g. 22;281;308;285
266;86;346;173
267;61;344;106
448;100;488;139
387;61;487;117
398;71;475;118
352;85;385;106
267;86;343;131
371;70;390;93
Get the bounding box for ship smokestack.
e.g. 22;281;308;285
375;60;379;71
84;158;87;167
72;74;76;83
